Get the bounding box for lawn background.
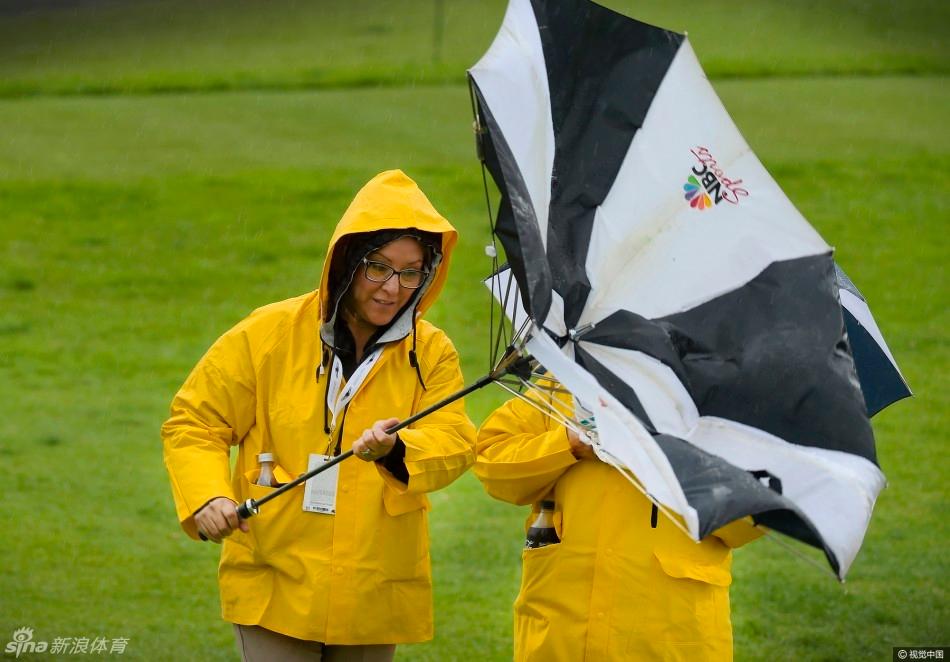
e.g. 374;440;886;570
0;1;946;660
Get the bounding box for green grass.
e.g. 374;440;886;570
0;0;946;97
0;1;947;659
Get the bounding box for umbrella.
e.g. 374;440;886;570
469;0;907;578
835;263;911;416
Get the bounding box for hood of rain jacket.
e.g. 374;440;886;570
318;170;457;353
162;170;475;645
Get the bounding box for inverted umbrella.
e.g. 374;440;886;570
469;0;908;578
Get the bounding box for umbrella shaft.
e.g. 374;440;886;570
238;372;496;519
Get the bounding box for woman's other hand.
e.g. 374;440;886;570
353;417;400;461
566;428;598;461
195;497;249;543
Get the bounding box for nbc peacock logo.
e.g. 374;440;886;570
684;146;750;211
683;175;712;210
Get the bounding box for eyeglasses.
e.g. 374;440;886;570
361;258;429;289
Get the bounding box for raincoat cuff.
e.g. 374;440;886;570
392;428;474;494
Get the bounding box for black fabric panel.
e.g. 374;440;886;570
653;434;838;575
844;309;911;416
655;254;876;464
577;254;876;462
580;309;690;387
752;509;826;553
574;344;654;432
530;0;683;329
472;79;553;324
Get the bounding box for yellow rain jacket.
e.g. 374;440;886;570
475;388;763;661
162;170;476;644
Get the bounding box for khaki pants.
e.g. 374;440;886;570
233;625;396;662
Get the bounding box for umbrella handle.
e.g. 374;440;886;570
234;497;258;521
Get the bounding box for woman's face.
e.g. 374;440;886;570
343;236;426;332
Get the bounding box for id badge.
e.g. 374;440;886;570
302;454;339;515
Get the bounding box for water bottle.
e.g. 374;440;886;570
525;500;560;549
256;452;276;487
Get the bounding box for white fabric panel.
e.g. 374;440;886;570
840;288;904;378
526;331;699;537
469;0;554;248
583;39;830;323
578;341;698;437
688;416;886;578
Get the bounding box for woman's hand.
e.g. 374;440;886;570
195;497;249;543
353;417;400;461
566;428;598;461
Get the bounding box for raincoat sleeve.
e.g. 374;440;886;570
377;331;476;495
161;327;257;540
474;392;578;506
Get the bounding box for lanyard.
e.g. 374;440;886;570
325;347;383;432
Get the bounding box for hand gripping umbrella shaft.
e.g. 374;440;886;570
234;349;529;520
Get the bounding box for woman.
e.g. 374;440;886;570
162;170;476;661
475;384;763;661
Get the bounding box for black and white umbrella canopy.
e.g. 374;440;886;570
471;0;903;578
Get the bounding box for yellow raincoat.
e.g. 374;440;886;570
162;170;476;644
475;388;763;661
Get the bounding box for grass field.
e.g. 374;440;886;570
0;1;947;660
0;0;946;96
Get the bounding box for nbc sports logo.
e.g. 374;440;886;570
683;146;750;211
